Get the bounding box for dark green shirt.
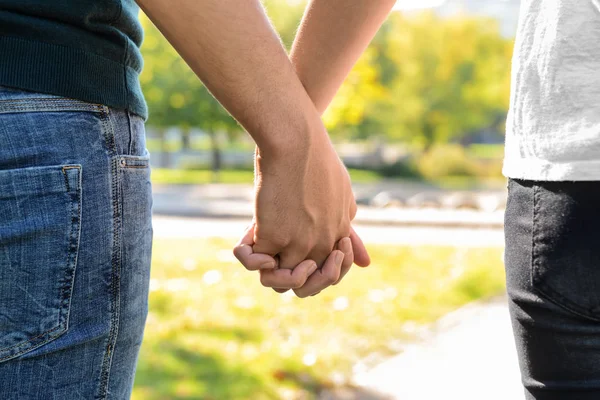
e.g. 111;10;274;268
0;0;148;119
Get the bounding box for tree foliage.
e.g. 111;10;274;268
139;6;514;150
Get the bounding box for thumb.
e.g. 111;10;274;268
252;224;284;258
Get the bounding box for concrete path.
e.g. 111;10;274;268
151;215;505;247
151;184;505;229
353;296;524;400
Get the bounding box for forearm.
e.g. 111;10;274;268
137;0;324;153
290;0;395;114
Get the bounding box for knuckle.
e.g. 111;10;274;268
312;239;335;257
232;246;244;261
259;274;272;287
292;276;306;289
255;230;290;249
290;281;302;290
309;250;331;266
339;222;351;239
325;269;340;284
272;236;290;249
302;242;314;256
315;242;334;256
340;248;352;262
293;240;312;257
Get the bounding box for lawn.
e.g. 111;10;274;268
150;167;507;189
150;168;383;185
467;144;504;160
132;238;505;400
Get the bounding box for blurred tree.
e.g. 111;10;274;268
140;5;513;168
139;2;306;176
344;11;513;149
140;15;240;177
261;0;307;48
322;47;388;137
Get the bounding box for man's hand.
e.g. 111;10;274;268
252;127;356;270
247;0;394;283
234;224;358;297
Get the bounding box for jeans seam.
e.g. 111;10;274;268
0;98;104;114
531;183;538;294
530;183;600;322
126;111;133;156
0;165;83;363
61;165;83;340
120;165;149;169
0;326;64;362
97;108;123;400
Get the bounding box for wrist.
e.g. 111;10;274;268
255;105;326;159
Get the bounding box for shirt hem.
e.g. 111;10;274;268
503;158;600;181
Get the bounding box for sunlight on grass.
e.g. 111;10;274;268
151;168;255;185
132;238;505;399
150;168;382;185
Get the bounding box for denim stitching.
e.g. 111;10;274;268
119;154;150;169
0;98;103;114
61;167;71;192
61;166;82;192
120;165;149;169
0;325;64;363
126;111;133;156
0;325;61;356
0;166;82;362
60;166;83;339
96;108;123;400
119;161;149;169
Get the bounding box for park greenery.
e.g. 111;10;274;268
139;2;513;180
135;6;510;398
132;237;505;399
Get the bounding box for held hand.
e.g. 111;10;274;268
233;224;369;297
251;130;364;270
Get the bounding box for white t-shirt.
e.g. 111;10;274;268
503;0;600;181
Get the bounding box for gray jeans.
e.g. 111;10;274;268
505;179;600;400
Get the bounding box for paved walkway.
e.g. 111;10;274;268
151;215;505;247
353;296;524;400
151;184;505;229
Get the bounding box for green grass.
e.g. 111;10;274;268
132;238;505;399
150;168;383;185
467;144;504;160
146;138;255;153
151;168;255;185
429;176;508;190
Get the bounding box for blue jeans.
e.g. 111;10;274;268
505;179;600;399
0;86;153;399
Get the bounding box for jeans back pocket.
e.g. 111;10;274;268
532;181;600;321
0;164;82;362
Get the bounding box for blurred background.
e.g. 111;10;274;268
133;1;522;399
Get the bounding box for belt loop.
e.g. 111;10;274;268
126;110;134;155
